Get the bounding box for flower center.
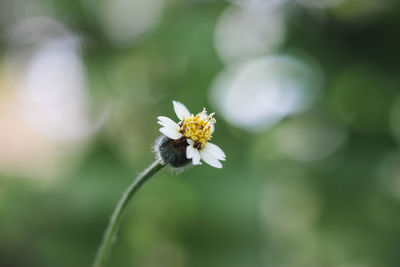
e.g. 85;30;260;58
179;108;216;149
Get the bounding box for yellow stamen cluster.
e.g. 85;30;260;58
180;108;216;149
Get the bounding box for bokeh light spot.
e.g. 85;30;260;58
97;0;164;46
210;55;322;132
214;4;285;64
274;115;347;161
378;151;400;201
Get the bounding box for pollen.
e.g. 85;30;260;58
180;108;216;149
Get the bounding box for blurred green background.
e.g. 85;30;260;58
1;0;400;266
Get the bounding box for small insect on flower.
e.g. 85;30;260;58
155;101;226;168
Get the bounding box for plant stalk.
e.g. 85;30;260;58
93;159;165;267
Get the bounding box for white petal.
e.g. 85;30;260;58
203;143;226;160
173;101;191;121
187;139;194;145
200;150;223;168
186;143;195;159
157;116;180;131
157;116;176;124
192;149;202;165
159;126;182;140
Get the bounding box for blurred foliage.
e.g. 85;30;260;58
1;0;400;267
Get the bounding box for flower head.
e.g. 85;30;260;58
155;101;226;168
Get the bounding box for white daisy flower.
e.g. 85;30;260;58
156;101;226;168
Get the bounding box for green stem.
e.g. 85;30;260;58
93;159;165;267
